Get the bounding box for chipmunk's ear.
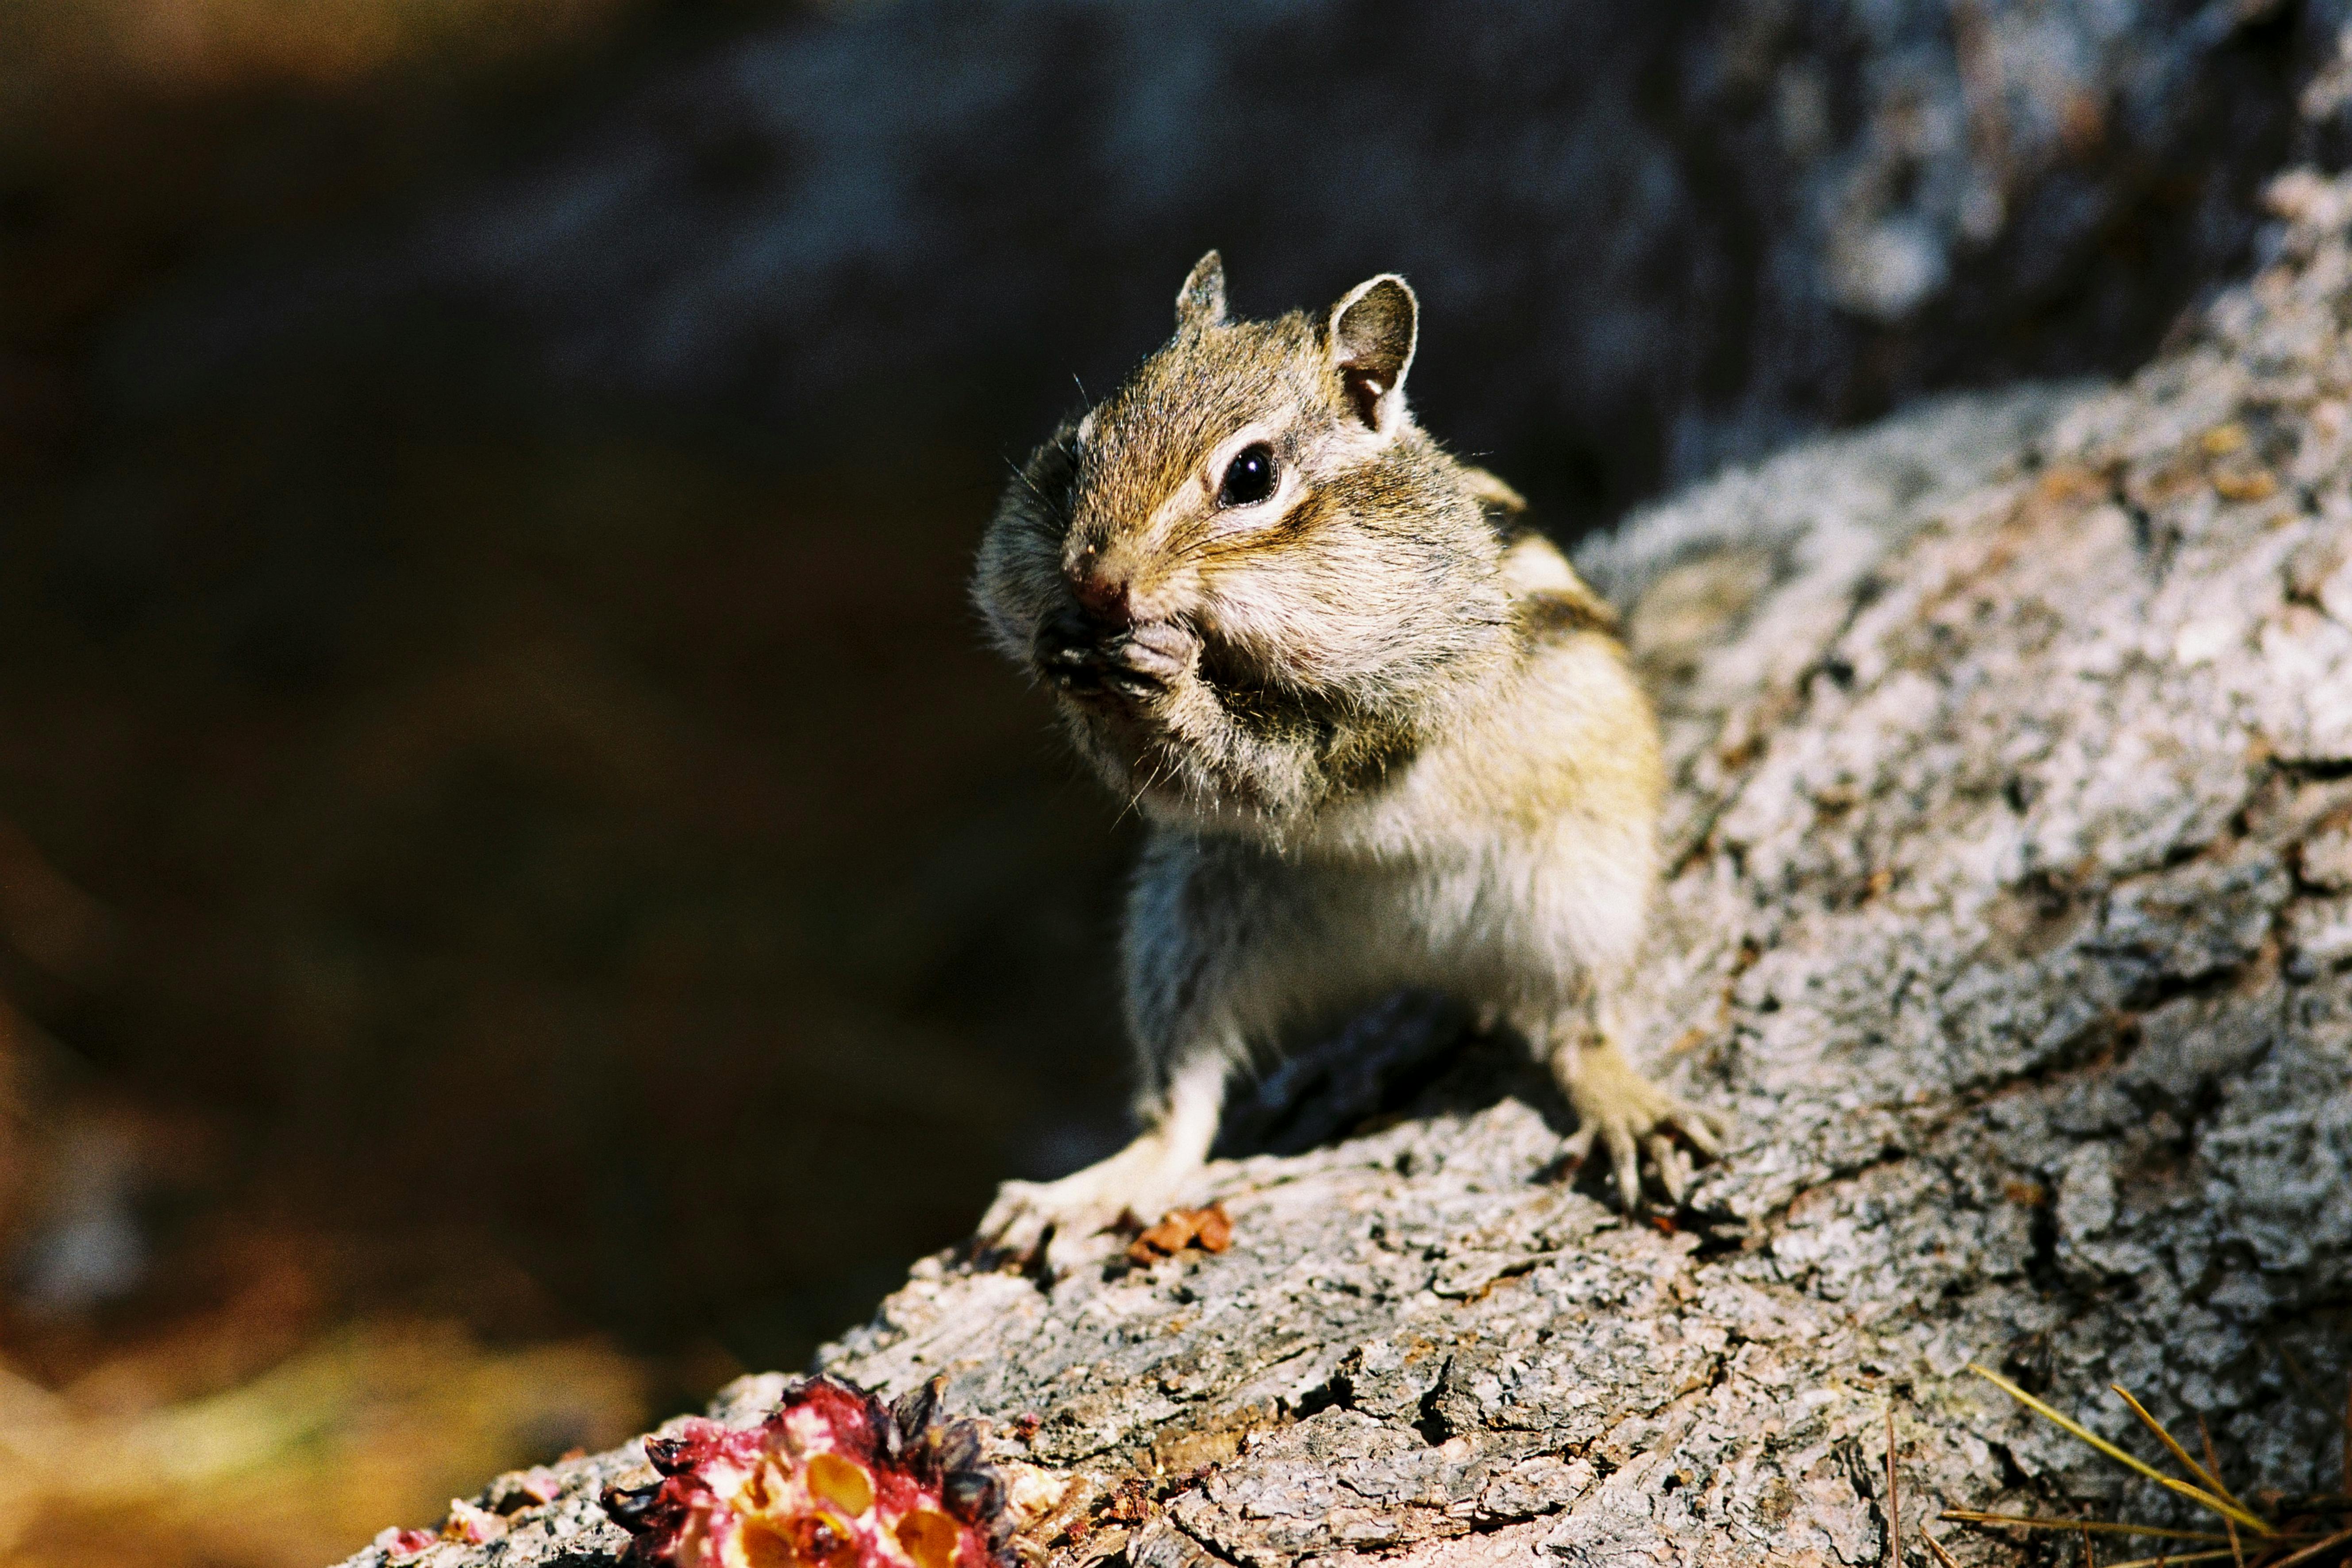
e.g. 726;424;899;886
1175;250;1228;330
1328;274;1417;434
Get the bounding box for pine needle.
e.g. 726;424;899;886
1938;1511;2233;1544
1966;1366;2275;1536
1948;1371;2352;1568
2111;1384;2248;1514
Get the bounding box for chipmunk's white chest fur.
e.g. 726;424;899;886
1127;626;1660;1053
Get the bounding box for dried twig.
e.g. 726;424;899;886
2270;1529;2352;1568
2197;1417;2246;1568
1890;1404;1902;1568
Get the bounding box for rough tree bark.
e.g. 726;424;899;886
348;170;2352;1568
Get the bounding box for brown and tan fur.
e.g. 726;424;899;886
971;253;1725;1268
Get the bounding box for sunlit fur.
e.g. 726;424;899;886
970;255;1718;1263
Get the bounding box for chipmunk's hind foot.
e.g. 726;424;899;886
1551;1037;1729;1210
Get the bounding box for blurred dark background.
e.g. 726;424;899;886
4;0;2351;1560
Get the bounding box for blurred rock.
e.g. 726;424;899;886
132;0;2352;519
12;1117;146;1319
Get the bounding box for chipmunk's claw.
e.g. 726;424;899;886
1558;1043;1729;1210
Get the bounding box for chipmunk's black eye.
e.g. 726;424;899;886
1217;443;1277;508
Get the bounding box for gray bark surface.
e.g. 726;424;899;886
345;171;2352;1568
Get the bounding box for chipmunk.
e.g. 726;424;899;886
970;252;1726;1269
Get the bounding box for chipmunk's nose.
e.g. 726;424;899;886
1066;561;1134;628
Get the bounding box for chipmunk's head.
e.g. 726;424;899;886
974;252;1512;826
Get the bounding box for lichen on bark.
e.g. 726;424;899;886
341;169;2352;1568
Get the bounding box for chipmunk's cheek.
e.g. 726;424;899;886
1191;581;1319;682
1190;576;1285;650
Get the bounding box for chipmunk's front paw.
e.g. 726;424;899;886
1099;620;1199;700
974;1135;1193;1275
1557;1043;1729;1210
1035;609;1111;697
974;1176;1119;1274
1033;611;1198;706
